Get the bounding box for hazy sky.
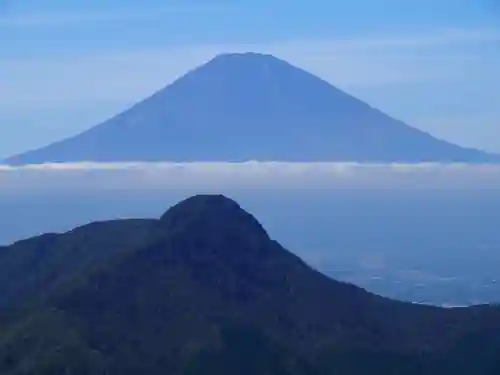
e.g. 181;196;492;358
1;0;500;158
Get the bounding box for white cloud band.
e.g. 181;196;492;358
1;162;499;192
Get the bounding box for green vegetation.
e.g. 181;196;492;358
1;195;500;374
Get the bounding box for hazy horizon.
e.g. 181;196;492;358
2;162;499;307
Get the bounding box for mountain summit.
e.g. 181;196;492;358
5;52;500;164
1;194;500;374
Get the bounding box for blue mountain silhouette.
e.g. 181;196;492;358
5;52;499;164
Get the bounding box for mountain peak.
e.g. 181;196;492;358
5;50;500;164
160;194;242;222
207;52;288;67
212;52;278;61
160;194;270;245
185;51;294;81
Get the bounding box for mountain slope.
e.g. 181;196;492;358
5;53;499;164
0;219;157;312
1;195;500;374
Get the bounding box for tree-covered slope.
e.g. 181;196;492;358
1;195;500;374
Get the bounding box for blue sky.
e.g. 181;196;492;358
1;0;499;158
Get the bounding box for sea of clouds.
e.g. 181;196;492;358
1;162;500;193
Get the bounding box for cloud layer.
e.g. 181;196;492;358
1;162;499;193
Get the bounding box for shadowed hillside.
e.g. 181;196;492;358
1;194;500;374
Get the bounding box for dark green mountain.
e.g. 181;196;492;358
1;194;500;374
